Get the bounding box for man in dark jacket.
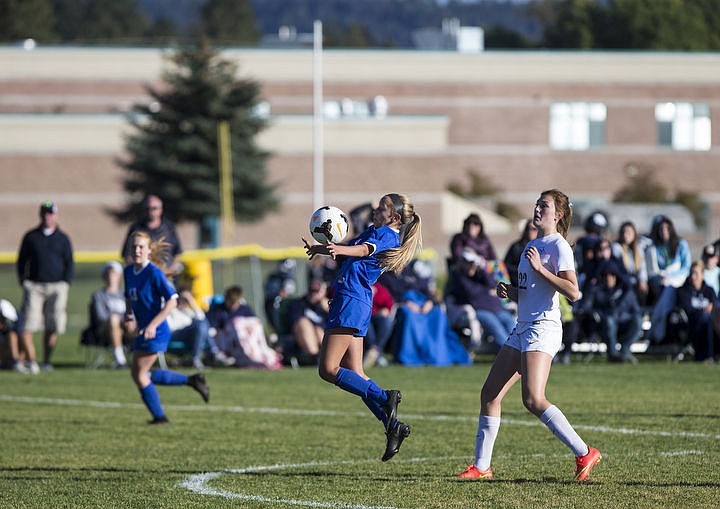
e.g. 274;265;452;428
120;194;183;275
16;201;74;372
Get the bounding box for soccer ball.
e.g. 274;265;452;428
309;206;349;244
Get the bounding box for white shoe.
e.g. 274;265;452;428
192;358;206;370
27;361;40;375
363;348;380;370
213;351;235;367
376;355;389;367
13;361;29;374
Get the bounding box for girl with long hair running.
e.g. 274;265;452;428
124;231;208;424
457;189;601;481
303;193;422;461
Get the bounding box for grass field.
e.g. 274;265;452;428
1;354;719;509
1;263;719;508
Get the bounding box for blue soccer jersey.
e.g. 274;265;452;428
333;225;400;307
124;262;177;343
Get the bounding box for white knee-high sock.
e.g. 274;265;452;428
539;405;589;457
474;415;500;471
114;346;127;365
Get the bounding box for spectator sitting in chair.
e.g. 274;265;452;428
384;259;471;367
449;213;498;269
445;248;515;353
645;215;691;343
612;221;649;306
207;286;256;332
676;261;717;362
167;287;235;370
1;299;30;373
701;244;720;297
85;261;131;369
580;237;625;294
574;237;626;342
263;258;297;339
573;210;609;281
207;285;281;369
579;260;642;364
363;281;395;369
284;278;329;366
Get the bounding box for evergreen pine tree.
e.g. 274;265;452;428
115;41;279;243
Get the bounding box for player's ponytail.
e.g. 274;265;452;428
377;194;423;273
542;189;572;239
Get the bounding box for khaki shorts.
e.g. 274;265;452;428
21;280;69;334
504;319;563;357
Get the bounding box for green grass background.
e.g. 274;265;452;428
1;360;718;508
1;263;719;508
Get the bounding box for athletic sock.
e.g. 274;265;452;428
474;414;500;471
366;378;388;403
362;379;389;427
539;405;589;457
113;347;127;365
139;383;165;418
151;369;189;386
334;368;388;403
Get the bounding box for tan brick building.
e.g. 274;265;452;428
1;48;719;261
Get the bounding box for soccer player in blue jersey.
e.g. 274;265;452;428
303;193;422;461
457;189;601;481
124;231;209;424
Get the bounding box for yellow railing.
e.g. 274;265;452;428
0;244;437;264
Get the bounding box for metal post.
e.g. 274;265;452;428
312;20;324;211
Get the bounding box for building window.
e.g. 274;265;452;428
549;102;606;151
655;102;711;151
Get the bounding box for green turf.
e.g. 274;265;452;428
1;262;719;508
1;357;718;509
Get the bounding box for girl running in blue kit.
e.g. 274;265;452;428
303;193;422;461
124;231;209;424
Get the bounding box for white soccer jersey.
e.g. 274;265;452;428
516;232;575;324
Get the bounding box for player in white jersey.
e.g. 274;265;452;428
457;189;602;481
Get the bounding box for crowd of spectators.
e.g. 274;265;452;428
562;212;718;363
4;200;720;373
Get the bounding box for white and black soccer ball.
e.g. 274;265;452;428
309;206;349;245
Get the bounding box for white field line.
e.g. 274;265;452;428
180;459;400;509
180;451;705;507
1;394;718;441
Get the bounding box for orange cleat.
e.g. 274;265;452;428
457;465;493;479
575;446;602;481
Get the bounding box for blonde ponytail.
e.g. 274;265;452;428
377;194;423;273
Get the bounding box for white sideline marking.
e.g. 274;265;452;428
2;394;718;441
660;450;704;457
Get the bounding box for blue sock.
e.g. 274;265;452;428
140;383;165;418
335;368;388;403
334;367;370;397
362;395;388;428
366;379;388;403
151;369;189;386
